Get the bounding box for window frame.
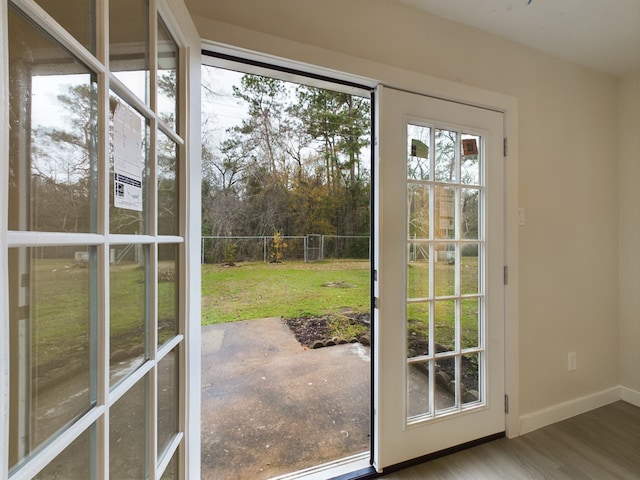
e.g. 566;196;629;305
0;0;199;478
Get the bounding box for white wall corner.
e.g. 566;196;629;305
518;387;622;435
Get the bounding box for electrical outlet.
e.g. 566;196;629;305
568;352;577;371
518;208;526;225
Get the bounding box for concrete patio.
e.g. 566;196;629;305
200;317;371;479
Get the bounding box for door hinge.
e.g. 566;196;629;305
505;394;510;414
373;297;379;309
504;266;509;285
503;138;508;157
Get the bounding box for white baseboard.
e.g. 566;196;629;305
621;386;640;407
519;386;621;435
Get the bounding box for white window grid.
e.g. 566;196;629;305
0;0;188;478
404;120;488;425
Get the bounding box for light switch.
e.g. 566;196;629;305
568;352;577;371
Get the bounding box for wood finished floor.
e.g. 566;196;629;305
380;401;640;479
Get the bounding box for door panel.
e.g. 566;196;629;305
374;86;504;470
3;0;194;477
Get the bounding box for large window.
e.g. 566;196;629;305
3;0;186;478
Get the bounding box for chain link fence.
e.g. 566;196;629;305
201;234;370;264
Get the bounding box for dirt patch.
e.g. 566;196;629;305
283;311;370;349
284;313;478;393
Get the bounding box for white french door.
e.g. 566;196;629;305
1;1;199;478
373;86;505;470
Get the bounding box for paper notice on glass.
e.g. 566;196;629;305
113;103;143;211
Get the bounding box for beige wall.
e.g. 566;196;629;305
186;0;622;417
619;71;640;394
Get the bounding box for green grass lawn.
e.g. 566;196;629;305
201;260;371;324
201;257;479;350
26;256;480;369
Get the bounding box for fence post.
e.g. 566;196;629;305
304;236;307;263
320;235;324;261
263;236;267;263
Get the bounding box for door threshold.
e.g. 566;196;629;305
269;452;372;480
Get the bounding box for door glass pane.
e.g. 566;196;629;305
158;244;178;345
434;129;457;183
32;0;96;54
461;353;481;405
110;244;149;386
407;303;430;358
434;243;456;297
157;16;178;131
407;124;430;180
407;361;430;418
435;356;457;413
8;246;96;470
461;244;480;295
109;93;150;235
461;188;480;239
34;425;94;479
461;298;480;349
434;300;455;353
407;246;429;299
408;183;430;240
407;359;459;422
110;375;148;479
110;0;149;104
158;348;178;456
461;134;480;185
158;131;178;235
434;186;455;239
8;5;98;233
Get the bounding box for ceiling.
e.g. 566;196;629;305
397;0;640;77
